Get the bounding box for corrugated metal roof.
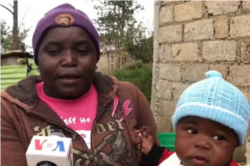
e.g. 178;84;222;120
1;58;40;90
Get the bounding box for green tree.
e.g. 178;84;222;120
94;1;144;51
95;1;153;64
1;1;19;50
0;20;30;52
125;32;153;63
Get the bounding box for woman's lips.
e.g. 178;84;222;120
58;76;80;85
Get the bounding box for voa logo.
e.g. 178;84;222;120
35;139;65;152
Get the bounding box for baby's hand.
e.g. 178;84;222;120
137;131;154;156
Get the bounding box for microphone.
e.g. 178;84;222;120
26;133;73;166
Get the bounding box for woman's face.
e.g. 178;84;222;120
38;26;97;99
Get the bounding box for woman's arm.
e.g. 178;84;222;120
1;100;27;166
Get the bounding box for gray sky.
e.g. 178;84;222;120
0;0;154;52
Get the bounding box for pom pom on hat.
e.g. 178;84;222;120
205;70;222;79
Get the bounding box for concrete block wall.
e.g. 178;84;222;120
152;1;250;162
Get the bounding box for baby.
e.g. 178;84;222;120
137;71;249;166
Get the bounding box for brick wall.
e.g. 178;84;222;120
152;1;250;162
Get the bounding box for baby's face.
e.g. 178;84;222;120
175;116;238;166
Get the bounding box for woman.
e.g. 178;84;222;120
1;3;159;166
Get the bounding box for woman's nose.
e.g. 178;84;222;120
61;50;77;67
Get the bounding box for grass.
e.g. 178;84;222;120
110;61;152;103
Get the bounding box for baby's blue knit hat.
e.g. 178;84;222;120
172;70;249;145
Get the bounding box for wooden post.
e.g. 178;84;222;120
12;0;19;50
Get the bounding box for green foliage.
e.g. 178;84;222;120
95;1;153;64
110;61;152;103
125;34;153;63
1;20;12;51
0;20;30;51
94;1;144;50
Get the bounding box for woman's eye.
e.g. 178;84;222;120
187;129;197;134
48;49;60;55
213;135;226;141
77;49;88;55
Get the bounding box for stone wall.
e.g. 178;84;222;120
152;1;250;162
153;0;250;132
